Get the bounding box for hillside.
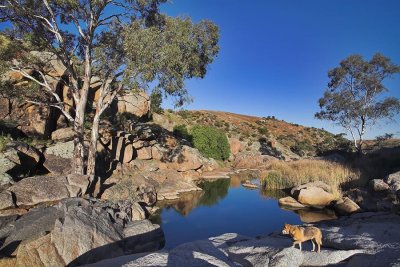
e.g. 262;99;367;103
152;109;351;160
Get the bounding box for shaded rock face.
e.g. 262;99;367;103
369;179;389;192
0;142;44;186
0;98;56;137
0;174;89;210
333;197;360;216
0;198;165;267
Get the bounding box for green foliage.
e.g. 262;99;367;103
316;53;400;152
150;88;163;114
123;16;219;107
173;124;192;143
191;125;230;160
0;135;8;152
290;140;315;156
198;179;230;206
258;126;268;135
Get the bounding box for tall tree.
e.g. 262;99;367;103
0;1;219;179
315;53;400;153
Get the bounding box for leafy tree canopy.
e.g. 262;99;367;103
315;53;400;153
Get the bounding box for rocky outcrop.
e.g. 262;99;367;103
86;212;400;267
369;179;389;192
43;141;73;174
88;215;388;267
0;174;89;209
333;197;360;215
156;173;202;201
51;127;74;141
278;196;306;209
0;198;165;267
0;142;43;184
101;172;158;206
290;182;336;207
228;138;242;156
114;90;150;119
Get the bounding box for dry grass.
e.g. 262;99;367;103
262;159;360;198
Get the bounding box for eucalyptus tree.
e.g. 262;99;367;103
0;1;219;179
315;53;400;153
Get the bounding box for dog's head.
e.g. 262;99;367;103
282;223;291;234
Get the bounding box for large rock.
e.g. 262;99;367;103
44;141;74;174
0;174;89;209
228;138;242;156
291;182;336;207
385;171;400;185
296;187;335;207
1;142;43;180
0;98;54;137
45;141;74;158
157;172;202;201
278;196;306;209
123;220;165;255
101;172;158;205
290;181;333;195
0;153;16;187
333;197;361;215
115;90;150;119
319;212;400;266
369;179;389;192
0;198;165;267
43;153;72;175
51;127;74;141
110;137;134;164
86;230;363;267
170;145;206;172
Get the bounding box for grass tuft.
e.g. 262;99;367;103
261;159;359;198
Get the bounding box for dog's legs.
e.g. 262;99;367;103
311;239;315;252
317;242;320;253
292;241;300;249
299;242;302;251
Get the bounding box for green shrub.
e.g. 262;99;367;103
191;125;230;160
173;124;192;143
0;135;8;152
258;127;268;135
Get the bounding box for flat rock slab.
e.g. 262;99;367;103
0;174;89;209
85;212;400;267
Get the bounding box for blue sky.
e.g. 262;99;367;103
161;0;400;139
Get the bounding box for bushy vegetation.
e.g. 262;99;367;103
191;125;230;160
173;124;192;143
262;160;359;198
0;135;8;152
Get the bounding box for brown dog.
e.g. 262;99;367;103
282;223;322;252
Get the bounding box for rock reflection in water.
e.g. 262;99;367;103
156;190;205;217
153;178;230;219
296;209;337;223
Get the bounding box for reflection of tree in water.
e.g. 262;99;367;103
198;179;230;207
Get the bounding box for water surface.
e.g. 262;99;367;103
150;172;306;249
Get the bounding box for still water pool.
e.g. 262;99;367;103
150;173;307;249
